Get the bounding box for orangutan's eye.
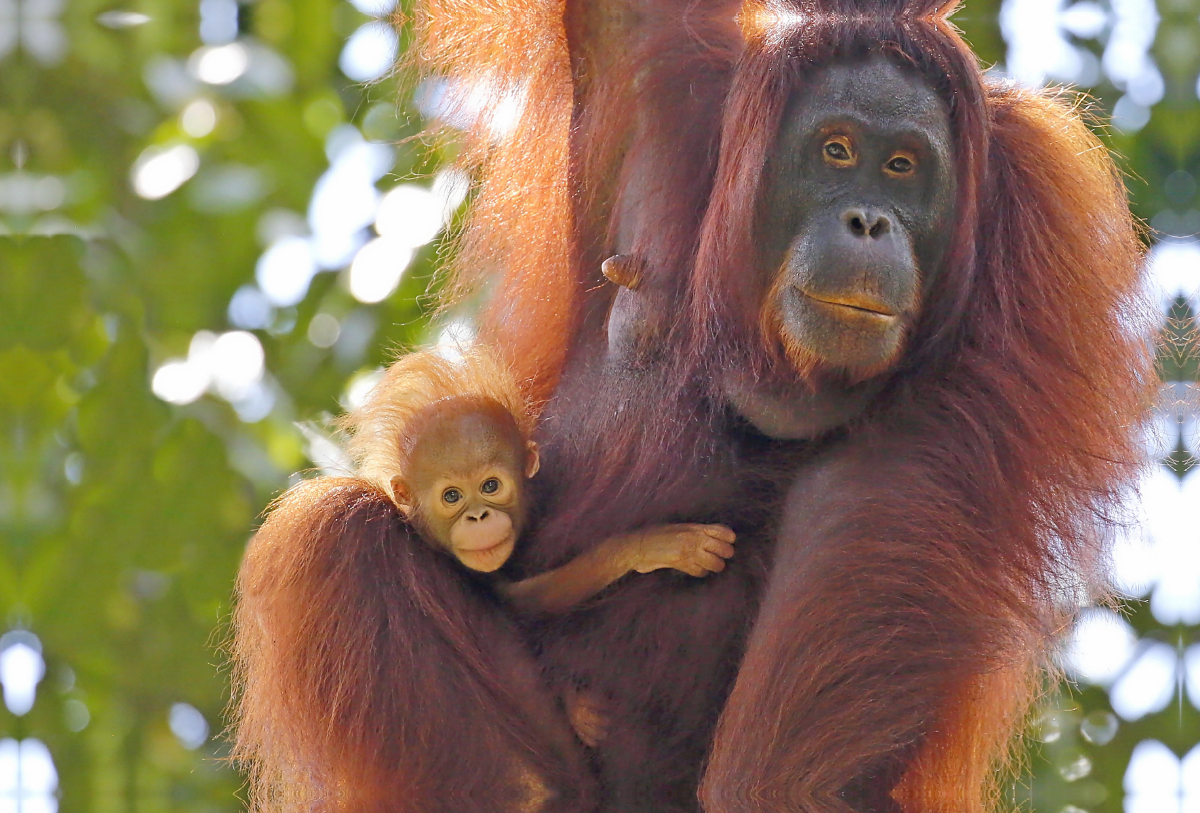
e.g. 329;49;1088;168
481;478;500;495
885;153;917;177
443;488;462;505
822;136;856;167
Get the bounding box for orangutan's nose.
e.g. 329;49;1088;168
843;208;891;239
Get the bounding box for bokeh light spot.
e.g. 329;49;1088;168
1124;739;1180;810
131;144;200;200
199;0;238;45
348;237;413;303
374;184;442;247
191;42;249;85
228;285;274;330
435;320;477;364
169;703;209;750
180;99;218;138
1080;710;1120;746
339;23;398;83
348;0;397;14
1062;607;1138;686
1110;642;1178;721
0;633;44;717
151;359;208;405
0;738;58;813
62;699;89;733
308;313;341;348
208;331;266;401
342;368;384;412
256;236;318;307
95;10;151;28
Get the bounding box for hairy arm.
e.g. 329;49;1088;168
498;524;735;615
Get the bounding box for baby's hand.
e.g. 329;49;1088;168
628;524;736;577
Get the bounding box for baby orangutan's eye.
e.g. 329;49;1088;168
481;478;500;495
443;488;462;505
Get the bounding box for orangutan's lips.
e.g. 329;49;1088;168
479;538;508;554
458;537;511;556
800;290;897;322
459;532;515;553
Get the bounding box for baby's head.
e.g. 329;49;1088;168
341;346;537;572
392;396;539;572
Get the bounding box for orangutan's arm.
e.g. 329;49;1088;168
497;524;735;615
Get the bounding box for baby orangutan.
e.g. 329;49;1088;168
343;346;736;744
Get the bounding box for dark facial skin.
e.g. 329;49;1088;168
394;402;539;573
724;54;956;440
759;54;955;376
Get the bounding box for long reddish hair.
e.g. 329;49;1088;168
688;4;1152;802
414;0;1153;618
408;3;1153;802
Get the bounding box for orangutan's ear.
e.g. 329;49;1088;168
524;441;541;480
390;475;415;517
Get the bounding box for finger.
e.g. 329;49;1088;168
680;563;707;578
702;539;736;559
702;525;736;542
696;551;726;573
676;529;731;549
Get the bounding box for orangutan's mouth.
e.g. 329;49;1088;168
800;290;897;319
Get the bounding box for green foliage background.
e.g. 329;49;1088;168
0;0;1195;810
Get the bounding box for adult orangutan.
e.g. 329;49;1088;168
231;1;1150;811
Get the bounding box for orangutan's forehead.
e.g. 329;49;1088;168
789;54;949;133
407;400;523;483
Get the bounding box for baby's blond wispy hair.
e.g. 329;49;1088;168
339;345;533;504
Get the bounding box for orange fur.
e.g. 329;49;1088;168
893;663;1040;813
243;1;1154;810
411;1;578;400
229;348;593;813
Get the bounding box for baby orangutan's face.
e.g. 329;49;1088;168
393;401;539;573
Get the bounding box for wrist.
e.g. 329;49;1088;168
612;531;643;574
